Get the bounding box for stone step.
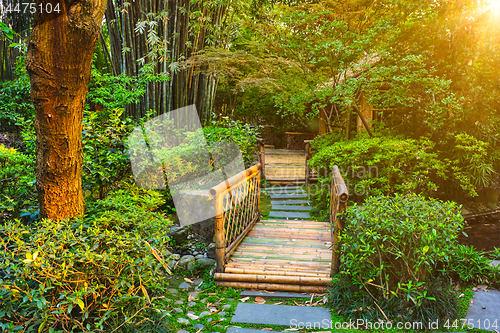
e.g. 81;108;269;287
231;303;331;326
227;328;284;333
270;200;311;205
269;211;311;219
271;205;313;211
269;193;308;199
266;185;303;190
240;291;316;299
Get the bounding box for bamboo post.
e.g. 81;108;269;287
330;165;349;276
305;141;311;186
257;139;265;179
214;193;226;273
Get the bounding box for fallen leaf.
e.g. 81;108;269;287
262;328;272;331
255;297;266;304
274;302;283;305
294;301;302;306
477;284;488;291
239;297;250;302
458;293;465;298
284;329;299;332
188;294;195;302
184;278;194;284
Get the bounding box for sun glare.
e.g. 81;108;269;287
490;0;500;15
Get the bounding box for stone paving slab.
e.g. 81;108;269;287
231;303;331;326
271;200;311;205
269;211;311;219
227;328;286;333
266;185;303;190
240;291;312;299
272;205;313;211
465;290;500;331
270;193;308;199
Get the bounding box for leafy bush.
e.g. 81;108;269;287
82;108;135;199
0;187;172;332
331;194;464;322
444;244;499;285
204;117;261;168
310;134;446;200
86;67;147;110
309;132;495;202
0;57;34;129
0;144;36;218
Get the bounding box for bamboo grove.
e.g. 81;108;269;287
1;0;239;121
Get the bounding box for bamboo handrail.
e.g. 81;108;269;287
330;165;349;275
211;163;262;273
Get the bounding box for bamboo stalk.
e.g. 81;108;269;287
214;273;332;286
214;281;327;293
226;262;331;272
224;267;330;278
214;193;225;273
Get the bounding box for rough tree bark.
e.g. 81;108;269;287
26;0;107;219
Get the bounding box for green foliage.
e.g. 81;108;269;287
86;67;147;111
310;134;447;199
204;117;261;167
0;57;34;127
0;187;172;332
444;244;499;285
332;194;464;321
82;108;135;199
310;131;498;202
0;145;36;219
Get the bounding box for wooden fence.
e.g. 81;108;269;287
210;164;262;273
330;165;349;274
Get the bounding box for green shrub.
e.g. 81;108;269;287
310;134;447;200
332;194;464;322
0;144;36;218
444;244;499;285
0;187;172;332
310;131;498;202
82;108;135;199
0;57;34;128
204;117;261;168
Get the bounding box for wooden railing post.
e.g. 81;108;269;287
330;165;349;276
214;193;226;273
257;138;265;179
304;140;312;186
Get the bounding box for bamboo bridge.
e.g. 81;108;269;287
210;137;348;292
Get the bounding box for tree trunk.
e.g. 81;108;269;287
26;0;107;220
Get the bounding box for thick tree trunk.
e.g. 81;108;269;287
26;0;107;220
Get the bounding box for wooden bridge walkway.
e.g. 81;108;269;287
210;161;348;292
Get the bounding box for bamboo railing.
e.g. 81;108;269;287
210;164;262;273
330;165;349;275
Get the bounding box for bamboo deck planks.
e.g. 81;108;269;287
215;218;334;291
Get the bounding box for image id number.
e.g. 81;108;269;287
6;3;61;14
